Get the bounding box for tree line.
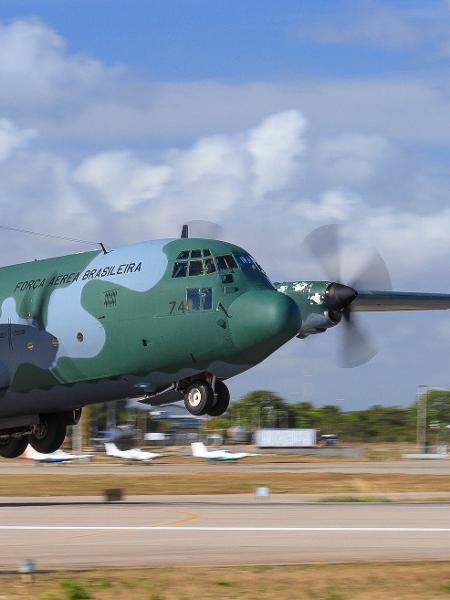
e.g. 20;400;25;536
207;389;450;443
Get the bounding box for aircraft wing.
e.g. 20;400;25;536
352;291;450;312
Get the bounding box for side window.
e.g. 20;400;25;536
201;288;212;310
172;262;188;278
187;288;201;311
186;288;213;311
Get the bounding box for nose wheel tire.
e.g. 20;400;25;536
28;414;67;453
0;436;28;459
206;380;230;417
183;382;213;416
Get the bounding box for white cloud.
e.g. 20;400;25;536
246;110;307;196
0;118;35;161
300;4;420;50
4;18;450;152
292;189;361;222
314;133;392;185
75;152;173;213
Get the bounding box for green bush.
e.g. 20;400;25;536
60;580;91;600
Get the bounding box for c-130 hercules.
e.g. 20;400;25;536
0;222;449;459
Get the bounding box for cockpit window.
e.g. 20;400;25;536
176;251;190;260
204;258;216;274
191;249;202;258
188;260;204;277
203;249;211;257
236;254;266;274
172;262;188;278
217;254;237;270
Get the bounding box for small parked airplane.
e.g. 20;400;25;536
191;441;258;461
21;444;93;463
104;442;161;462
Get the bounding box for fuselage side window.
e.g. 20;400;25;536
187;288;201;311
187;288;213;311
173;262;188;278
201;288;212;310
217;254;237;270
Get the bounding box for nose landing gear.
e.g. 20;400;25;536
183;379;230;417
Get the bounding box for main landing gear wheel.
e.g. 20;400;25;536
183;381;213;416
28;414;67;453
207;380;230;417
0;436;28;459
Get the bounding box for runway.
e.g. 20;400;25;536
1;458;450;475
1;497;450;569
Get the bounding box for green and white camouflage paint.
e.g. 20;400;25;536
0;233;450;430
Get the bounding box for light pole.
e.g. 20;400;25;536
416;385;428;454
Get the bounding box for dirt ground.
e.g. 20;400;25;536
2;562;450;599
1;470;450;496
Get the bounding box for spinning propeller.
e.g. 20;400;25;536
303;224;392;368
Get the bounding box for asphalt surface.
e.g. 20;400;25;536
1;497;450;569
1;458;450;475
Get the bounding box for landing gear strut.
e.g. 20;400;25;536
28;414;67;453
183;379;230;417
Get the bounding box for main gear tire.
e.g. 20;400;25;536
183;381;213;416
207;380;230;417
28;414;67;453
0;436;28;459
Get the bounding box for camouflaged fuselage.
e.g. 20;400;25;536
0;238;300;418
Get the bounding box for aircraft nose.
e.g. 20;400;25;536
228;290;301;354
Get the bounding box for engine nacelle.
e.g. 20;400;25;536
274;280;343;338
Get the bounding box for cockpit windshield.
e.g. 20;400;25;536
216;254;238;271
172;249;217;278
172;249;266;278
236;254;266;274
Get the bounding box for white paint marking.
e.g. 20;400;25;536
0;526;449;533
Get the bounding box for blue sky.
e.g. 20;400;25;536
1;0;447;80
1;1;450;409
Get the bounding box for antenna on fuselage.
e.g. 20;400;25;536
0;224;108;253
181;224;189;238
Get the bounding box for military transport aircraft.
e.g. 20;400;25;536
0;222;449;459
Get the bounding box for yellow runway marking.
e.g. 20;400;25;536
70;511;198;540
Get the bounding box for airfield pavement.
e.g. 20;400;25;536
2;458;450;475
0;497;450;569
2;457;450;571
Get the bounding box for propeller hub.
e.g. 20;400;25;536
326;283;358;311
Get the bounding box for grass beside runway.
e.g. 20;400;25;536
1;471;450;496
3;562;450;599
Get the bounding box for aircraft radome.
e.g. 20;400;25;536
0;222;449;459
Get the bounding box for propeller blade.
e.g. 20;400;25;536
349;249;392;292
301;223;391;368
339;311;378;368
303;223;342;282
180;220;223;240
